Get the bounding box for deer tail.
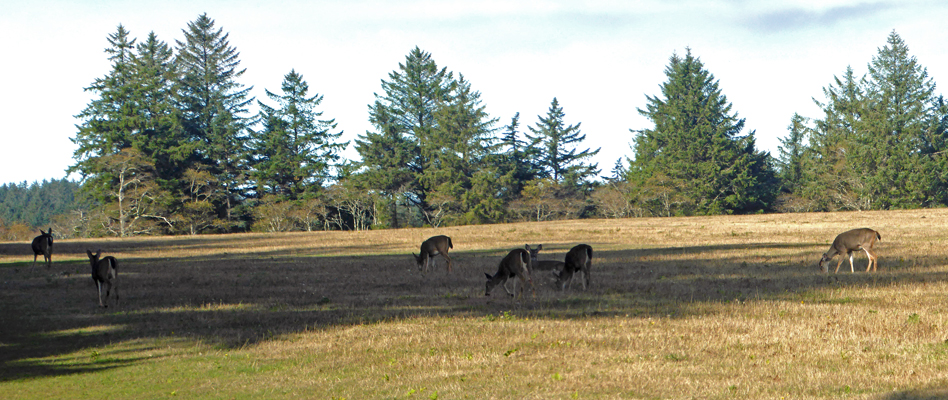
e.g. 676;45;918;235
876;232;882;241
448;237;453;249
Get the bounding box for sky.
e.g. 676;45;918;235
2;0;947;185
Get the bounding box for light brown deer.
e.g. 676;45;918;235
525;244;565;271
87;249;119;307
413;235;454;273
485;248;534;300
553;244;593;290
30;228;53;269
819;228;881;273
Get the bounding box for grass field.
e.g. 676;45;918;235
2;210;948;399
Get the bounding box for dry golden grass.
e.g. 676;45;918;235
3;209;948;399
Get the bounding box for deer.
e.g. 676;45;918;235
819;228;881;273
86;249;119;307
525;244;566;271
553;244;593;291
30;228;53;269
413;235;454;273
485;248;534;300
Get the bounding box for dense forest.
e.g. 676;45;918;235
2;13;945;239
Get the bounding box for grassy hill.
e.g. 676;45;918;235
2;209;947;399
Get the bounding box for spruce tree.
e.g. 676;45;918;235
175;13;253;230
525;98;600;185
802;31;946;210
251;70;345;200
356;47;455;227
424;74;501;225
628;48;776;215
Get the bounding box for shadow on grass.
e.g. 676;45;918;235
1;240;946;382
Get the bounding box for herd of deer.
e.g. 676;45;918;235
25;225;882;307
414;227;883;301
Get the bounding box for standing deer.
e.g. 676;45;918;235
413;235;454;273
819;228;881;273
525;244;565;271
30;228;53;269
553;244;593;290
485;248;534;300
87;249;119;307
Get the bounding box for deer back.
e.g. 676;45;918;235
565;244;592;271
832;228;880;252
422;235;452;255
31;229;53;254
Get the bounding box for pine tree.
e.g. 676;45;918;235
251;70;346;200
525;98;600;185
777;113;809;192
861;31;942;208
423;74;501;225
498;112;536;200
802;31;947;210
175;13;253;230
356;47;455;227
628;48;776;215
71;24;138;202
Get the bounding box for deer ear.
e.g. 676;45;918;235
86;249;93;257
552;270;560;277
485;273;492;280
537;244;542;250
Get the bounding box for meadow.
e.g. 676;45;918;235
2;210;948;399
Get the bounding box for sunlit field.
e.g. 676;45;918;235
2;210;948;399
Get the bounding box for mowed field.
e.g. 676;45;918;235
2;210;948;399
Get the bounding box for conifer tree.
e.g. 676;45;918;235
525;98;600;185
802;31;947;210
777;113;809;193
175;13;253;230
628;48;776;215
251;70;345;200
356;47;455;227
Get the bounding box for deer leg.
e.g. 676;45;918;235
848;252;856;273
863;248;876;272
442;254;453;273
502;278;514;297
834;258;844;273
96;281;105;307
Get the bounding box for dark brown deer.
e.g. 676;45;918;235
413;235;454;273
553;244;593;290
485;248;534;300
819;228;881;273
525;244;565;271
31;228;53;269
86;249;119;307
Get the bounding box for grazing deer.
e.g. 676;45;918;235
485;248;534;300
86;249;119;307
819;228;881;273
525;244;566;271
414;235;454;273
553;244;593;290
30;228;53;269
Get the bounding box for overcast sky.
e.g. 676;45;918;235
2;0;947;185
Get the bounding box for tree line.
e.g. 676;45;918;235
6;15;946;237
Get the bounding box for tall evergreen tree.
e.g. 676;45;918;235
777;113;809;193
423;74;502;225
251;70;345;200
802;31;947;210
355;47;455;227
525;98;600;185
175;13;253;230
71;24;138;202
628;48;777;215
498;112;537;199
